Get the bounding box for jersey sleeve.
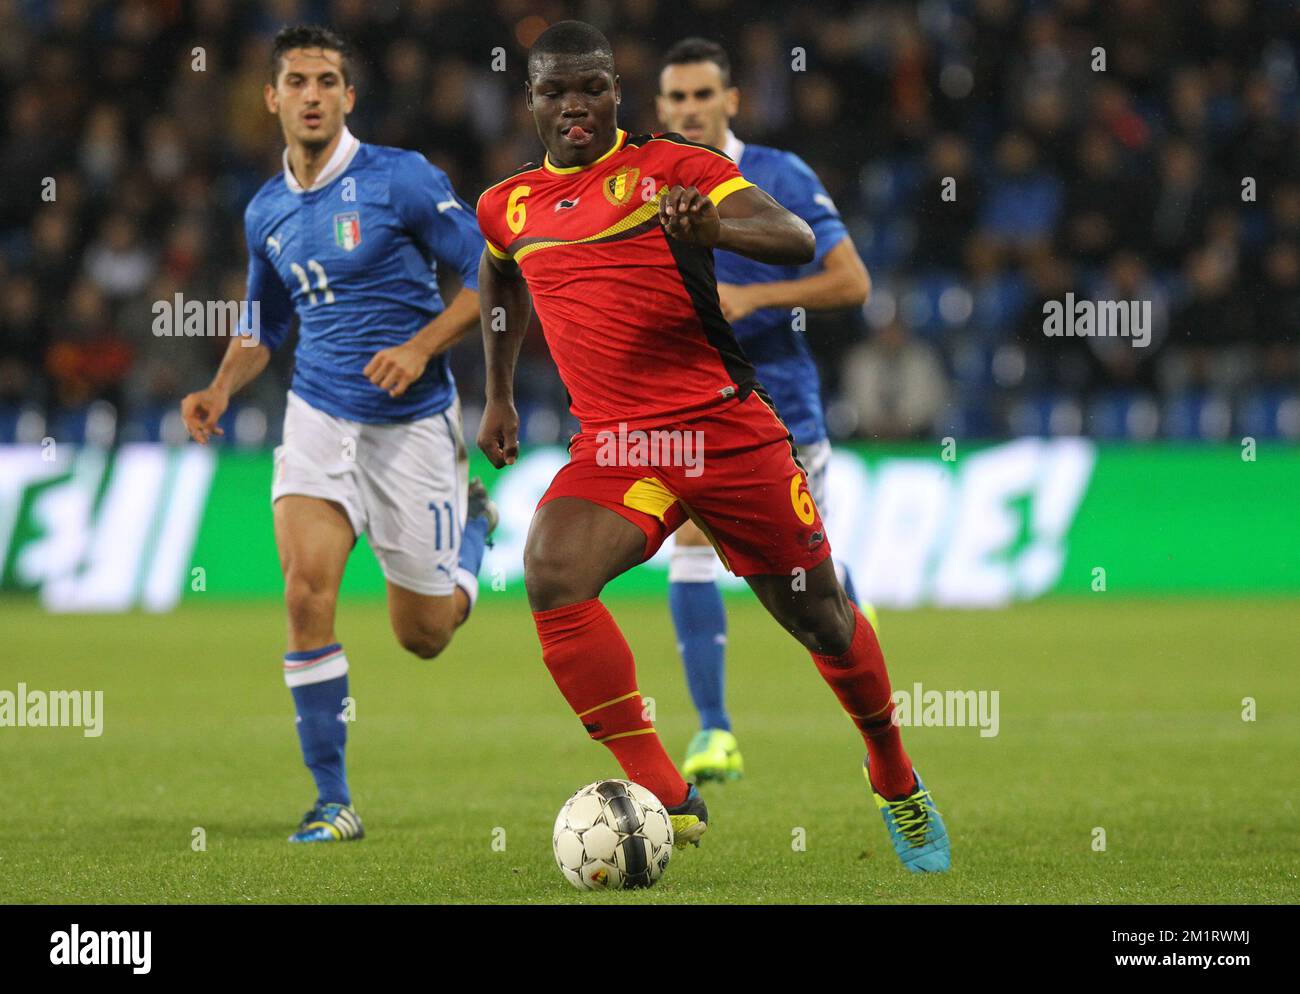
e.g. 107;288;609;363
663;135;755;208
392;153;485;290
474;184;512;262
772;151;849;266
240;206;293;351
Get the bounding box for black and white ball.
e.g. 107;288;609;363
552;779;674;890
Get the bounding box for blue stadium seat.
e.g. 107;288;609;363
1163;392;1233;441
944;398;999;439
1087;392;1159;440
49;406;90;445
969;274;1029;341
1008;392;1083;436
0;405;19;444
1237;390;1300;441
120;406;168;443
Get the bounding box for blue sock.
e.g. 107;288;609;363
454;516;491;616
285;647;350;806
458;515;489;576
840;561;860;607
669;580;730;732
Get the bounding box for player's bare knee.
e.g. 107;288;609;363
396;620;453;659
523;545;596;611
283;573;337;635
524;563;589;611
402;631;451;660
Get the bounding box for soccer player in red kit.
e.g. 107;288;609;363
476;21;949;872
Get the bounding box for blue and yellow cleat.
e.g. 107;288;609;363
288;802;365;844
682;729;744;783
865;760;950;873
665;783;709;848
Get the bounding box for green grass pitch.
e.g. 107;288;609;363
0;596;1295;903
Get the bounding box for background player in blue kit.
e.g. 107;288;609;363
180;26;495;843
656;38;873;783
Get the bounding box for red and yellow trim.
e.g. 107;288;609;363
577;690;641;719
509;185;665;263
475;163;543;213
544;128;627;175
705;175;755;207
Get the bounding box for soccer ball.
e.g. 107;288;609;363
552;779;674;890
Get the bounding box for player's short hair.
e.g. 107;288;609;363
270;24;355;86
527;20;615;80
661;37;732;88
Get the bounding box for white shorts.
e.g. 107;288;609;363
272;390;468;596
798;437;832;514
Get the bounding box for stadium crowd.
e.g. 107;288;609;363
2;0;1298;445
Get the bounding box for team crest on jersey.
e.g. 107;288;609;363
602;166;640;206
333;211;361;251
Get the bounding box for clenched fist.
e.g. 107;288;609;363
658;185;720;248
477;398;520;468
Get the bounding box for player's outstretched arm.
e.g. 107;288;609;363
476;248;532;468
718;238;871;323
180;336;270;445
658;185;814;266
364;288;481;399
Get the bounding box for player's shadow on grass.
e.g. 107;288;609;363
148;819;299;843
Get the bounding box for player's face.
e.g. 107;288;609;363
656;61;737;150
264;47;356;150
527;57;621;168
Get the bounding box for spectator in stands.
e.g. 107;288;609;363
842;320;949;440
0;0;1294;444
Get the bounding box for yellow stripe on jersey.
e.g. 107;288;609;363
485;240;511;260
510;186;666;263
706;176;755;207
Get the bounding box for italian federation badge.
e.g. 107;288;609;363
334;211;361;251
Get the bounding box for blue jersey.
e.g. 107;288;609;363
717;135;849;445
239;129;484;423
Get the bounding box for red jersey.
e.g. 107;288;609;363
476;130;760;432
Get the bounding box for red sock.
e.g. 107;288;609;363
810;605;915;799
533;598;689;808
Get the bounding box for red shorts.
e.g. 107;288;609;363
538;390;833;577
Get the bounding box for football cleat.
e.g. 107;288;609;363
288;801;365;844
467;477;499;542
665;783;709;848
865;760;950;873
682;728;744;783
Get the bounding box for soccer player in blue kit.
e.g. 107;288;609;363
656;39;873;782
180;26;496;843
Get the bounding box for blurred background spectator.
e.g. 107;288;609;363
1;0;1298;447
